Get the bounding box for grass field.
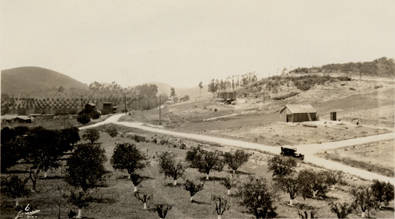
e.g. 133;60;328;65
2;126;393;218
318;139;395;177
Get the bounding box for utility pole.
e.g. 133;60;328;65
158;95;162;125
124;94;127;113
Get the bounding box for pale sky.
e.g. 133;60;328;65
1;0;394;87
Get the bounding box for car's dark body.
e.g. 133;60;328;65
280;147;304;160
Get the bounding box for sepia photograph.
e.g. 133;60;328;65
1;0;394;218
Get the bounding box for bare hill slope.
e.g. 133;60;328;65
1;66;88;96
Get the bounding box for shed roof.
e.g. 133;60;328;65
280;104;316;114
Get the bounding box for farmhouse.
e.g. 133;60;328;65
280;104;317;122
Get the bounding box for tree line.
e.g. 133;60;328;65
207;72;258;95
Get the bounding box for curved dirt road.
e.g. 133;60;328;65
81;114;395;184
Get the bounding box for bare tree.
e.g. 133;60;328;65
298;210;316;219
212;195;231;219
155;204;172;219
134;191;152;209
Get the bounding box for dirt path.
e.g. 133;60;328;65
80;114;395;183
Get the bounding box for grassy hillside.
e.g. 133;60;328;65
289;57;395;77
1;66;88;96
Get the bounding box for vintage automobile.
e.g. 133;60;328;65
280;146;304;160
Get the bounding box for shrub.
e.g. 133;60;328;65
224;150;250;174
60;127;81;150
186;148;225;180
277;176;299;206
329;202;353;218
82;129;100;144
237;177;277;218
268;155;297;178
77;113;91;124
318;170;339;187
1;176;30;206
370;180;394;208
105;126;118;138
351;186;378;218
0;128;25;172
158;152;186;186
65;144;106;192
111;143;147;178
24;127;67;188
90;110;100;119
297;170;329;200
185;146;202;163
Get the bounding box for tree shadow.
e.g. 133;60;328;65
5;169;29;174
227;170;252;175
381;206;394;212
94;182;110;188
116;175;129;180
323;196;339;202
294;203;315;210
199;176;226;182
89;197;117;204
192;200;210;205
140;175;155;181
164;182;184;188
41;175;65;180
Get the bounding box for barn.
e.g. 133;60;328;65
280;104;317;122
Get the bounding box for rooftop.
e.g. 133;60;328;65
280;104;317;114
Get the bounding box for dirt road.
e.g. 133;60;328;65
81;114;395;183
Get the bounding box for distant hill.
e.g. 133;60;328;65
1;66;88;96
289;57;395;77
